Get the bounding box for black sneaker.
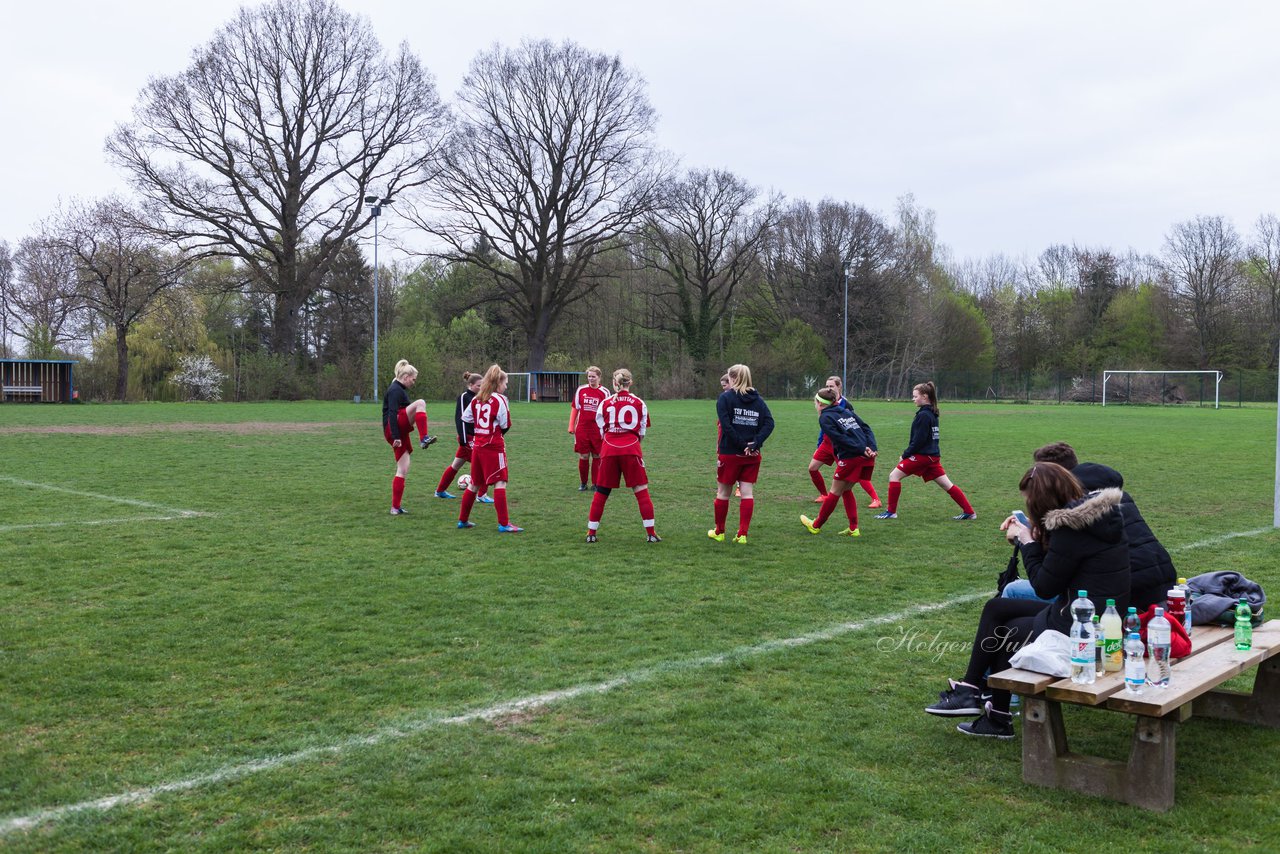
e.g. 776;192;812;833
925;680;983;716
957;702;1015;739
646;533;662;543
419;434;438;450
578;483;590;492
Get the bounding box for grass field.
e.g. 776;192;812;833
1;397;1277;852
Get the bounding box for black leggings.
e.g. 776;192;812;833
963;597;1047;713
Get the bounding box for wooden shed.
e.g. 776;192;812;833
1;359;78;403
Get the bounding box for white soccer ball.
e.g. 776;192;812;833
457;474;473;490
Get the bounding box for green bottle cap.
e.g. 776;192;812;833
1127;607;1137;614
1106;598;1115;606
1078;590;1087;597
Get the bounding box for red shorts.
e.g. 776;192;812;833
383;411;415;461
471;447;509;486
596;454;648;489
834;455;874;483
574;431;603;456
811;436;836;466
717;453;761;485
896;454;946;482
453;440;473;462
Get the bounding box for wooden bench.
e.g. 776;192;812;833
989;620;1280;811
3;384;43;400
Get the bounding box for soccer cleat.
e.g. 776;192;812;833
456;520;475;529
585;533;598;543
647;533;662;543
707;529;725;542
953;512;977;521
419;434;438;450
868;499;882;509
497;524;524;533
435;490;457;499
390;507;408;515
477;494;495;504
956;702;1015;740
813;495;827;503
799;514;821;534
732;534;747;544
578;483;590;492
875;511;897;520
925;680;983;717
837;527;861;537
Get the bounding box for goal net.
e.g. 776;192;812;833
506;373;532;403
1101;370;1223;409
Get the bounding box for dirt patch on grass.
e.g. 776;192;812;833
0;421;356;436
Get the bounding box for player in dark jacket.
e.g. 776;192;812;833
381;359;437;515
808;375;881;508
800;387;877;536
876;381;975;521
710;363;775;544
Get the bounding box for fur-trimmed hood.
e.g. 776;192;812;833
1042;488;1124;537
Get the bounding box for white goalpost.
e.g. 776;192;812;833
1101;370;1224;409
506;372;532;403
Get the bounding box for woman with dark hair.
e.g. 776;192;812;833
924;461;1129;739
876;381;975;520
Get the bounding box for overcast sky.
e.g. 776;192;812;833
1;0;1276;264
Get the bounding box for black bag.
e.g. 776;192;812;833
996;545;1020;595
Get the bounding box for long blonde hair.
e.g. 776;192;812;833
394;359;417;382
726;364;753;394
477;364;507;403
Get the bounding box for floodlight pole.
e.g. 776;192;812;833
365;195;393;402
841;259;851;389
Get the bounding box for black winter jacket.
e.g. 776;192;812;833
902;406;940;457
1020;488;1131;636
716;389;775;455
818;406;877;459
1071;462;1176;611
381;380;411;441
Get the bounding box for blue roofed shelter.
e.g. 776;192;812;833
1;359;78;402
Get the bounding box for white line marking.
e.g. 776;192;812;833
0;475;205;528
0;591;986;836
1171;527;1273;552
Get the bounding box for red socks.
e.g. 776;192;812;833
392;475;405;509
808;469;828;495
814;493;839;527
737;498;753;537
713;498;729;534
459;489;476;522
948;485;974;514
888;481;902;513
841;491;858;528
578;459;589;486
436;466;456;494
414;411;428;437
859;480;879;502
588;492;607;532
589;456;599;486
494;487;510;527
636;490;656;535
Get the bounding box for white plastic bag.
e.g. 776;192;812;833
1009;629;1072;677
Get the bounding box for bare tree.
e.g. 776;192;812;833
107;0;446;356
638;169;776;376
1162;215;1242;368
1247;214;1280;368
408;39;665;372
9;236;84;357
0;240;12;357
53;198;191;400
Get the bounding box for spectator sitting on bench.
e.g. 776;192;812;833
925;462;1130;739
1003;442;1175;612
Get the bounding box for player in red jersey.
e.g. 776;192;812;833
710;363;774;544
569;366;609;491
381;359;437;515
585;368;660;543
433;371;493;502
808;376;880;508
876;380;975;521
457;364;523;532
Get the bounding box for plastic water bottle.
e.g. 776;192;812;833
1069;590;1096;684
1093;615;1105;677
1235;597;1253;651
1166;587;1187;636
1102;600;1123;672
1147;607;1172;688
1123;606;1141;638
1178;577;1193;634
1124;632;1145;695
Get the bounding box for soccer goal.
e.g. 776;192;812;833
1101;370;1223;409
506;372;532;403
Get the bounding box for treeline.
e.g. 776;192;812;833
0;0;1276;403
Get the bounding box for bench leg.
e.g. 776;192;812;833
1193;657;1280;728
1021;696;1177;811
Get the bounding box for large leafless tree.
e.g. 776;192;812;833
0;240;12;357
107;0;446;356
1247;214;1280;368
639;169;776;376
9;236;84;357
409;39;665;372
1162;215;1242;368
53;198;191;400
